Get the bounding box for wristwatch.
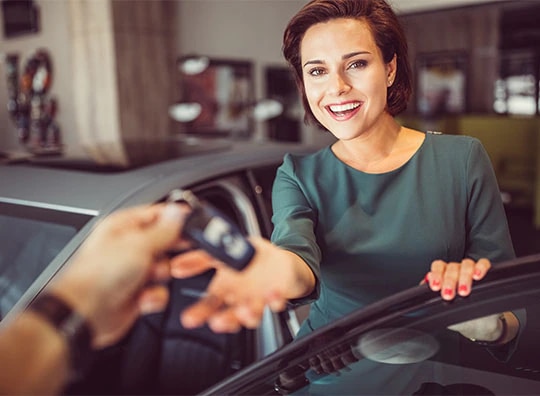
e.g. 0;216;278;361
28;293;95;380
469;313;507;346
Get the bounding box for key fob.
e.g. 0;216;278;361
168;189;255;271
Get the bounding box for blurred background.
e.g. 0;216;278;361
0;0;539;250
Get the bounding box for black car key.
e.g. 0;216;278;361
167;189;255;271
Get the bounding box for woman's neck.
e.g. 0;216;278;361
331;119;424;174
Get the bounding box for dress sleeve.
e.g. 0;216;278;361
465;139;516;262
271;154;321;305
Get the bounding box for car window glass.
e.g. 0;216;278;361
205;268;540;396
0;214;77;319
272;300;540;395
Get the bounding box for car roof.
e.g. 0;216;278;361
0;140;318;320
0;141;316;214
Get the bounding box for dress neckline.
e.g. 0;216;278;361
328;132;430;176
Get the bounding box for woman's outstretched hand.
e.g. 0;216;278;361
170;237;315;333
423;258;491;301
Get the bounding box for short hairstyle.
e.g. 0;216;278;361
282;0;412;125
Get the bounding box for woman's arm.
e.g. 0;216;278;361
174;237;316;333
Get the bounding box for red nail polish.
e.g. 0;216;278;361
424;274;430;283
432;280;440;287
474;269;482;278
443;288;453;296
458;284;468;294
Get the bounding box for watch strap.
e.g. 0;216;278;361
28;293;94;380
469;313;507;346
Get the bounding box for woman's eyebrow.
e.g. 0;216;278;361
342;51;370;60
302;51;371;68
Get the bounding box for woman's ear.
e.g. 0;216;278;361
387;54;397;87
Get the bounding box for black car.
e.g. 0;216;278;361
202;253;540;396
2;140;539;395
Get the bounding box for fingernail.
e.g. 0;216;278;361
424;273;430;283
458;284;468;294
474;269;482;278
161;203;185;223
443;288;453;296
432;279;440;287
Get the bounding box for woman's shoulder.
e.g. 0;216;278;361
425;131;485;154
281;145;333;171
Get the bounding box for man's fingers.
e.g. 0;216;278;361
143;204;190;251
138;285;170;314
149;258;172;283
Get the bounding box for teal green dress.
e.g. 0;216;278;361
271;132;515;337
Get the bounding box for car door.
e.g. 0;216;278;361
201;253;540;396
66;164;299;395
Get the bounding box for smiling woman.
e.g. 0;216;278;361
172;0;518;360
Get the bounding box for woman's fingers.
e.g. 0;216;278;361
427;260;446;291
440;262;460;300
170;249;222;278
473;258;491;280
426;258;492;300
181;293;225;329
457;258;475;297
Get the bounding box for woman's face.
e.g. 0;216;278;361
300;18;396;140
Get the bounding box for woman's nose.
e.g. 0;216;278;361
327;71;351;95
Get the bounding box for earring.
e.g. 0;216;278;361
387;78;393;87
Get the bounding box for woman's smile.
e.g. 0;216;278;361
326;101;363;120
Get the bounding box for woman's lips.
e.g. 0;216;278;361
326;101;363;120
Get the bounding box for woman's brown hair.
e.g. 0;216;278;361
282;0;412;125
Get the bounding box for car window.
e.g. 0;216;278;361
246;164;279;238
0;202;93;320
275;307;540;395
202;257;540;396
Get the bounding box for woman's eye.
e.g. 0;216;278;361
308;67;326;77
349;60;368;69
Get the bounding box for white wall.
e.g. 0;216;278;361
1;0;502;156
0;0;85;157
0;0;333;157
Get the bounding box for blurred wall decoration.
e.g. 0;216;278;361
171;55;284;141
416;51;468;119
3;48;62;155
265;66;302;142
174;56;254;139
1;0;40;39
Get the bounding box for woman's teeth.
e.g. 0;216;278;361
329;102;360;115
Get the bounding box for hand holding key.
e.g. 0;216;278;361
167;189;316;333
167;189;255;270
